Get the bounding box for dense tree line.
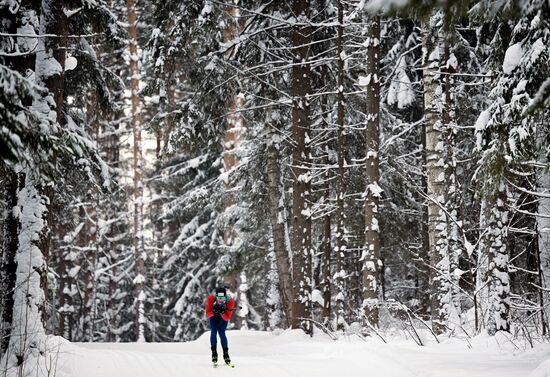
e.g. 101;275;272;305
0;0;548;372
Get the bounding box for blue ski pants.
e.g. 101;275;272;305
209;315;228;349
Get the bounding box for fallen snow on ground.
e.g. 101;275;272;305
49;330;550;377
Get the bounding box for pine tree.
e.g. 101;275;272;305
0;0;111;367
473;0;549;334
361;11;382;327
290;0;313;333
334;0;347;331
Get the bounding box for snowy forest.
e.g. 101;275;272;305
0;0;549;375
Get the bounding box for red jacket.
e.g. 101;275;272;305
205;293;235;322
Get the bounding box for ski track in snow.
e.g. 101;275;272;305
53;330;548;377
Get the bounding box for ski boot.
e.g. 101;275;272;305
211;346;218;366
223;348;234;368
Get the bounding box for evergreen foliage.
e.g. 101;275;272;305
0;1;549;366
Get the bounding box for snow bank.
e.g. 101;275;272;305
530;360;550;377
48;329;546;377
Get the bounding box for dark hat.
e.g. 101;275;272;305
215;287;227;296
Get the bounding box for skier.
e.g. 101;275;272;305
205;286;235;367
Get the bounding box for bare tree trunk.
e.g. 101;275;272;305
222;4;244;203
291;0;313;334
476;199;490;332
350;215;364;315
102;2;123;340
422;17;449;335
362;14;381;327
319;65;332;326
222;4;244;224
0;7;33;352
222;4;242;244
442;42;463;328
150;93;166;341
3;172;49;369
0;171;20;355
418;68;431;318
222;3;248;328
82;92;100;341
126;0;145;342
485;178;510;335
36;0;68;331
267;125;293;327
42;0;67;122
80;205;92;341
103;90;122;344
321;206;332;326
537;153;550;335
222;89;244;249
334;0;347;331
58;237;75;340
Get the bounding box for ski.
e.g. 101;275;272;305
225;362;235;368
212;362;218;368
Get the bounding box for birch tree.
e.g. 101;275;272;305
421;14;451;334
266;118;293;326
126;0;146;342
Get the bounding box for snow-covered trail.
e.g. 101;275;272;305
54;330;548;377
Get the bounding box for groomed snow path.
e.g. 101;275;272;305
54;330;548;377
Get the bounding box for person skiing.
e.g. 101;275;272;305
205;286;235;366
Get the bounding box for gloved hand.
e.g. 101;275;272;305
213;302;225;314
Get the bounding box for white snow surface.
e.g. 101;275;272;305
46;330;549;377
531;360;550;377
